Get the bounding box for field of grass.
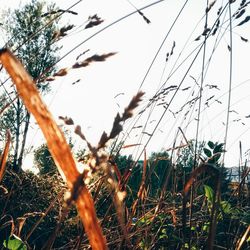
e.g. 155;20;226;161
0;1;250;249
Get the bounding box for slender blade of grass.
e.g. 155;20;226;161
0;130;11;183
236;225;250;250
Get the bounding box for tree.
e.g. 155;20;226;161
0;0;60;172
176;140;229;194
147;151;171;195
175;140;205;190
33;143;57;175
34;134;73;175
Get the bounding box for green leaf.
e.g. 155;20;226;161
159;234;167;239
213;153;221;162
3;234;27;250
202;224;208;232
208;141;215;149
213;143;224;154
136;215;151;226
204;185;214;203
208;153;221;164
203;148;212;157
220;201;231;214
202;222;210;232
159;229;168;240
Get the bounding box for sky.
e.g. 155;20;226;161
1;0;250;170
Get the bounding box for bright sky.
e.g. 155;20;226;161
1;0;250;170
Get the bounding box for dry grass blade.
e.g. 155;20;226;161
106;164;128;247
58;116;74;125
53;67;69;77
0;48;107;250
240;36;248;42
76;49;90;60
25;190;65;241
72;53;117;69
44;52;117;82
17;212;44;238
97;131;109;149
85;14;104;29
137;10;151;24
130;150;147;220
206;0;217;13
237;15;250;26
165;144;188;151
137;150;147;201
121;143;141;149
105;92;145;148
16;217;26;237
236;225;250;250
0;130;11;183
41;9;78;18
112;162;122;183
122;91;144;121
0;185;8;194
74;125;94;152
183;164;218;196
96;93;144;151
52;25;75;40
109;113;123;140
0;215;15;238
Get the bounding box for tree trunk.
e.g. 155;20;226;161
17;111;30;169
13;97;21;172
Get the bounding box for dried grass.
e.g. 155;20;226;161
0;130;11;183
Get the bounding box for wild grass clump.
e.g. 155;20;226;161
0;170;68;248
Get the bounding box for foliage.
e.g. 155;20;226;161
34;136;73;175
147;151;171;194
0;144;249;249
176;140;205;169
33;143;57;175
0;170;69;249
0;0;60;172
3;235;27;250
114;154;134;175
0;95;24;140
3;0;59;84
202;141;230;195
